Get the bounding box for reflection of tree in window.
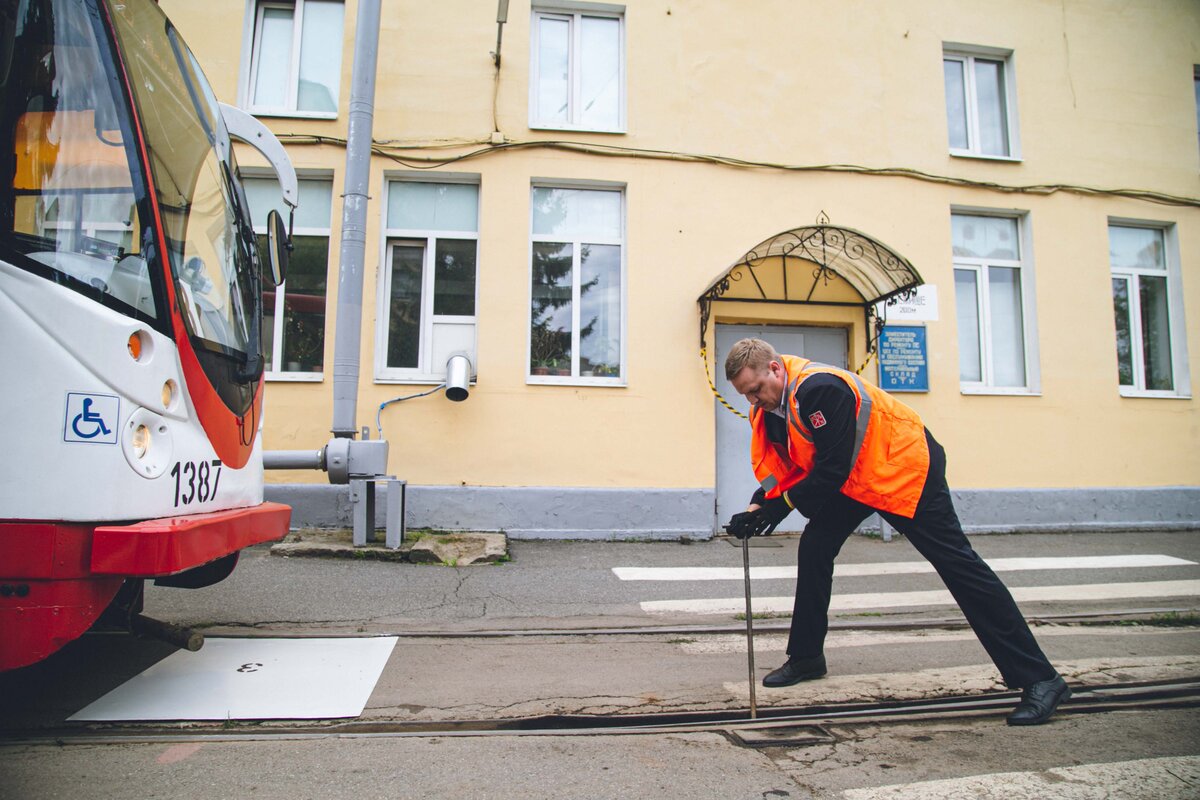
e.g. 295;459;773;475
530;242;574;373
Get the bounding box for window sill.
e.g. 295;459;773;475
1119;388;1193;400
247;108;338;121
265;372;324;382
959;386;1040;397
527;376;625;387
529;123;627;135
949;150;1023;164
375;375;452;385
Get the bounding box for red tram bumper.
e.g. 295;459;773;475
0;502;291;671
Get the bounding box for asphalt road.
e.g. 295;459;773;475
2;530;1198;799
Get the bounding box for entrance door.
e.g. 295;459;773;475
714;324;848;533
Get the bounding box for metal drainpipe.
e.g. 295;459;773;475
330;0;382;439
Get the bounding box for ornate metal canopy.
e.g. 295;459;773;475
697;223;924;353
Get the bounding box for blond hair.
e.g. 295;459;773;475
724;338;780;381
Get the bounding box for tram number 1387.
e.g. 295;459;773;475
170;459;223;507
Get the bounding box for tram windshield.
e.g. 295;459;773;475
0;0;157;320
106;0;263;404
1;0;263;410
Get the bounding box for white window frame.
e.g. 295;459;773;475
943;44;1021;161
240;0;342;119
527;180;627;386
529;3;626;133
1108;218;1192;399
952;209;1040;396
375;176;481;385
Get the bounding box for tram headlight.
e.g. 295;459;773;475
122;408;173;479
132;424;151;459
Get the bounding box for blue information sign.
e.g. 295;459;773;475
878;326;929;392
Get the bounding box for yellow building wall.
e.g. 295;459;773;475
164;0;1200;493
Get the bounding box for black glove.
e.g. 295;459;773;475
747;495;792;536
723;511;758;540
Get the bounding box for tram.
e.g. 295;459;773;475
0;0;295;670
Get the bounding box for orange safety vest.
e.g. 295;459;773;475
749;355;931;519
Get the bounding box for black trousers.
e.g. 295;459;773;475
786;430;1057;689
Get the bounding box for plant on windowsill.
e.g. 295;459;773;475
530;322;569;378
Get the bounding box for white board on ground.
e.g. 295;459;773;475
68;637;397;722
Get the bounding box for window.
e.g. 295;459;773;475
378;180;479;381
243;176;332;377
245;0;344;116
943;47;1018;158
529;185;624;382
530;6;624;132
952;213;1036;392
1109;223;1188;395
1194;67;1199;159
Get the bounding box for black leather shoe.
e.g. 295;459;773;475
1006;674;1070;726
762;654;827;688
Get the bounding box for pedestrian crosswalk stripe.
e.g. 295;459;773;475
677;624;1195;655
640;579;1200;615
838;755;1200;800
615;554;1196;582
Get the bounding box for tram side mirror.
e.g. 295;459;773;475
266;209;289;286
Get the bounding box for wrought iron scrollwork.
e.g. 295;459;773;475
697;224;923;350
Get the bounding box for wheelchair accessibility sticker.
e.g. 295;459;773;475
64;392;120;445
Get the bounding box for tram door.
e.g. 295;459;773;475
714;324;848;533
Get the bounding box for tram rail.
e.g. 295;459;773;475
3;678;1197;747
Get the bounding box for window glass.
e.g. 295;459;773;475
954;269;982;382
973;59;1009;156
1194;68;1199;155
532;10;622;130
1109;226;1164;271
1;0;156;321
249;0;343;115
1139;275;1173;391
386;244;424;369
988;266;1026;386
952;215;1019;259
536;16;570;126
381;181;479;377
943;48;1015;158
579;243;621;374
387;182;478;232
252;7;293;108
1108;223;1178;394
943;59;968;150
297;0;343;112
532;187;621;238
580;16;620;130
1112;277;1133;386
244;176;331;374
529;186;623;380
530;242;574;374
433;239;477;316
244;179;331;229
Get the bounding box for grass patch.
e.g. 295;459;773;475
735;611;791;621
1083;611;1200;628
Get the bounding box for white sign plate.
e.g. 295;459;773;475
875;284;939;322
68;637;397;721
